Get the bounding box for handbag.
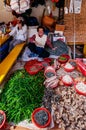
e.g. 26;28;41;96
41;8;56;31
42;16;56;26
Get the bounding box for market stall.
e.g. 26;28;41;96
0;56;86;130
42;57;86;129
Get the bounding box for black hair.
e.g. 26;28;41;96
12;10;20;18
17;20;25;30
37;26;45;32
18;20;25;26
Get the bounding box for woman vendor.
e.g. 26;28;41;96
28;26;55;58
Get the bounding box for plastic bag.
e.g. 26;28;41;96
17;120;48;130
21;47;31;61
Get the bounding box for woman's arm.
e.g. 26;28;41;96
9;25;17;36
46;37;53;48
29;35;36;43
18;25;27;35
46;37;57;50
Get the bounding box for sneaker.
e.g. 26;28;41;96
21;56;30;61
29;52;38;58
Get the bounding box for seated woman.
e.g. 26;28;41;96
28;26;54;58
7;18;28;52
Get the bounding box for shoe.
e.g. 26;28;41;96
29;52;38;58
21;56;30;61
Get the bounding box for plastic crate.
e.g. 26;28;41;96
55;24;65;31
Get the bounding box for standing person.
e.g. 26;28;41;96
28;26;54;58
7;18;27;52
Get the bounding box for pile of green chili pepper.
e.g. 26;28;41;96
0;69;45;123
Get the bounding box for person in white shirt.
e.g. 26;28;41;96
28;26;54;58
7;19;27;52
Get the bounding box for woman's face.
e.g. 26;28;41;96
38;28;44;37
18;22;22;29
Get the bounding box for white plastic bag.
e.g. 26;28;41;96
21;47;31;61
17;120;48;130
20;0;30;12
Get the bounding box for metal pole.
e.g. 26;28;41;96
73;0;76;59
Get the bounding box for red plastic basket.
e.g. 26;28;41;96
61;75;73;86
0;110;6;129
64;66;75;72
26;63;43;75
74;82;86;96
44;66;56;78
32;107;51;128
24;60;44;75
58;54;70;64
24;59;39;68
44;58;52;63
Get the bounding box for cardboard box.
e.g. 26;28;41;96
53;35;66;42
55;24;65;32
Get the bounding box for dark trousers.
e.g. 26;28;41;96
28;42;50;58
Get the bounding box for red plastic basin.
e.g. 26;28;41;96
32;107;51;128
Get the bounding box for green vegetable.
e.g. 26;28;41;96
59;56;67;60
0;69;45;123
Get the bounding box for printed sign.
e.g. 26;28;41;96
69;0;82;14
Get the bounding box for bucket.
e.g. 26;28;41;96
44;66;56;78
0;110;6;129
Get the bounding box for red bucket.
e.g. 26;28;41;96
74;82;86;96
0;110;6;129
44;66;56;78
32;107;51;128
58;54;70;64
61;75;73;86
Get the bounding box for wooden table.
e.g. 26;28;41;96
0;35;9;46
64;14;86;57
0;35;10;62
64;0;86;57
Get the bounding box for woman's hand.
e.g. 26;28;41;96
33;40;40;45
6;33;10;37
33;41;36;43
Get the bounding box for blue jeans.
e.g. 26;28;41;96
28;42;50;58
